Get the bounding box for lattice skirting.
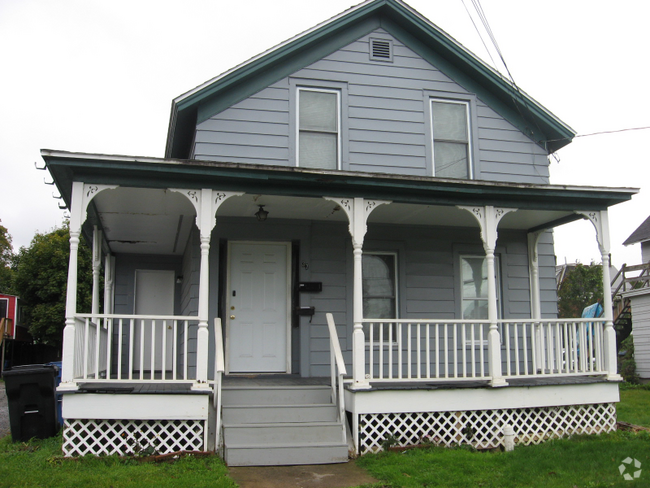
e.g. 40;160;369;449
358;403;616;453
62;419;206;457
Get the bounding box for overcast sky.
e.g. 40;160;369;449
1;0;648;269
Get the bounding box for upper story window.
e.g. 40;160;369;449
431;99;471;179
297;88;340;170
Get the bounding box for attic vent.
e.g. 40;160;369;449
370;38;392;62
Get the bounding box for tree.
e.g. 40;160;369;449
557;263;603;318
13;223;93;347
0;220;14;293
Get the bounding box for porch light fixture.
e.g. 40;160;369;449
255;205;269;221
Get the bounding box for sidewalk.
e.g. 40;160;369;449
228;462;380;488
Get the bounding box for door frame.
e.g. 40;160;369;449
225;241;292;374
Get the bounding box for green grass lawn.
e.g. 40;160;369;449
618;386;650;428
0;435;237;488
356;432;650;488
0;384;647;488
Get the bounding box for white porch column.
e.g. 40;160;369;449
172;189;243;388
459;206;516;387
91;226;102;316
324;197;390;390
61;183;117;388
577;210;621;380
527;231;544;371
104;254;115;315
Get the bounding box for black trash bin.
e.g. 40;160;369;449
3;364;59;442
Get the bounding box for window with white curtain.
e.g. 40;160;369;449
460;255;500;319
363;253;398;344
298;88;340;170
431;99;471;179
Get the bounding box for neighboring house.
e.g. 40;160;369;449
617;216;650;382
0;294;28;342
43;0;637;465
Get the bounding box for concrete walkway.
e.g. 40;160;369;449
228;462;380;488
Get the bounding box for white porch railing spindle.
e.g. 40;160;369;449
397;322;403;379
453;325;458;378
388;323;393;379
106;318;113;380
150;320;156;380
184;320;189;381
426;325;430;379
117;319;123;380
173;320;178;380
162;320;167;380
416;324;421;379
128;319;134;380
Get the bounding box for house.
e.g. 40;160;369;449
0;294;27;342
43;0;637;465
614;217;650;382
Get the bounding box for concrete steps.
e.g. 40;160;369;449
221;384;348;466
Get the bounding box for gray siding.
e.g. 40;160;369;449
198;219;553;377
194;28;549;184
629;292;650;379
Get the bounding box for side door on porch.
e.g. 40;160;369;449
226;242;291;373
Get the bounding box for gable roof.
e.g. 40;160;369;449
165;0;575;159
624;215;650;246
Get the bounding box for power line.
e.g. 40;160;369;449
547;125;650;144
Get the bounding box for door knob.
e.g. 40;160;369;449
230;315;236;320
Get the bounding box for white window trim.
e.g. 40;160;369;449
363;251;399;346
430;97;473;179
296;87;341;170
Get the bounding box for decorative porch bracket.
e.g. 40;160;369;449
527;230;545;371
61;182;117;388
172;189;244;388
458;205;516;387
324;197;390;389
576;209;621;381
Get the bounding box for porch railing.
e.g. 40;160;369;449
362;318;607;384
326;313;347;444
72;314;201;382
502;319;605;378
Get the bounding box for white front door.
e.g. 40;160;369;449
227;242;290;373
134;269;175;373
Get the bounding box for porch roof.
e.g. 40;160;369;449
43;150;637;232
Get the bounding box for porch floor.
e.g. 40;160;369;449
357;375;613;391
71;382;210;394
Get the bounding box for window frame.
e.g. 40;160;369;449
430;98;472;179
424;92;479;180
362;251;399;345
296;86;341;170
459;253;501;321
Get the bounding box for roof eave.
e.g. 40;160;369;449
165;0;575;158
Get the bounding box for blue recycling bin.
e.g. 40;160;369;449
47;362;63;429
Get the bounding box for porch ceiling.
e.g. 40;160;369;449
91;188;195;255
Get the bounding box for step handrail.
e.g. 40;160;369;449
326;313;347;444
213;318;225;454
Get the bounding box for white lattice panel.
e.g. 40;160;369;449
62;419;205;457
359;403;616;453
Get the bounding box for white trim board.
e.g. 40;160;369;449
345;382;620;415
